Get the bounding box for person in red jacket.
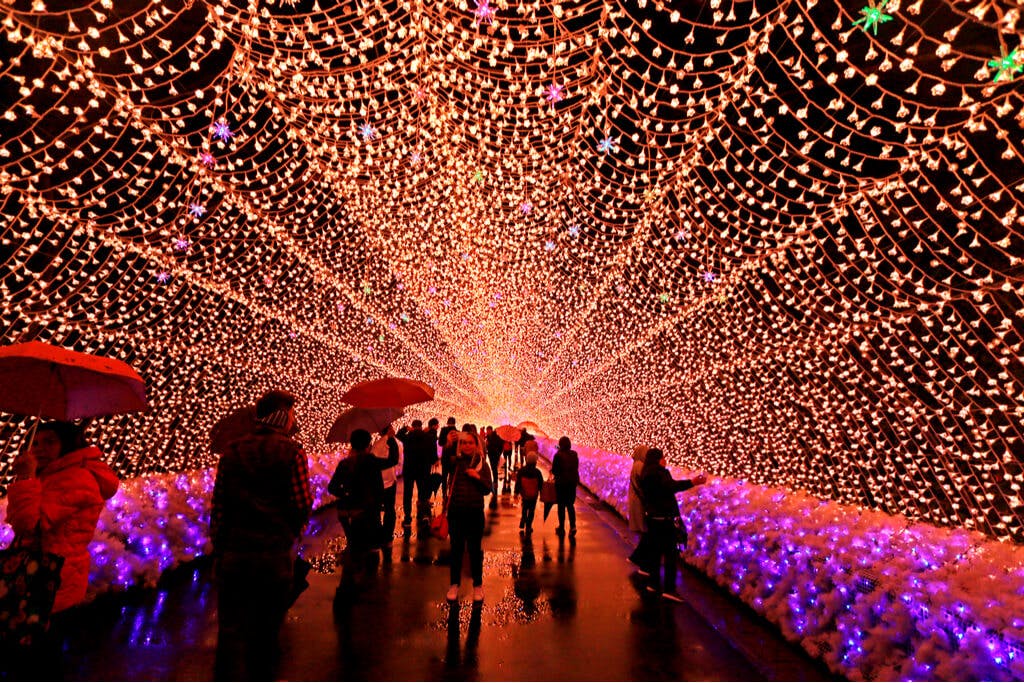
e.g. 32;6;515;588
8;421;119;614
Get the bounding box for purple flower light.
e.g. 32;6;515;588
199;151;215;167
702;270;717;283
473;0;496;25
173;237;191;252
210;118;233;142
544;82;565;104
188;203;205;218
156;271;171;284
520;201;533;215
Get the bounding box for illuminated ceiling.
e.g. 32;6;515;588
1;0;1023;540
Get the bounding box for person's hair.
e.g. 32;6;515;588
256;390;297;419
526;451;538;465
379;426;390;437
428;418;439;428
37;421;84;456
350;429;372;450
446;429;459;444
462;423;477;434
446;417;456;425
558;436;571;450
412;419;423;429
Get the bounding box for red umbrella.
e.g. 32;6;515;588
517;421;547;438
495;424;522;442
0;341;148;420
339;377;434;409
326;406;403;444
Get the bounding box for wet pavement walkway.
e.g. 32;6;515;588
57;473;836;681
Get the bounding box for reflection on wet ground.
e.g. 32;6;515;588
56;478;835;681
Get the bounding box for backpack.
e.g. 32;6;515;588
520;475;540;500
328;457;359;514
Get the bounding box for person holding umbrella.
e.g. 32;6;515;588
210;389;312;680
445;430;493;603
6;421;120;610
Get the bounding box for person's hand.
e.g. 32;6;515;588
13;453;36;480
466;468;480;480
692;473;708;486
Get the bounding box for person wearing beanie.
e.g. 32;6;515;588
211;389;312;679
551;436;580;537
514;443;545;534
638;448;707;603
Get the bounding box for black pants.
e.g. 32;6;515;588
448;507;485;586
215;550;292;681
381;485;397;545
487;455;501;504
403;472;430;522
646;519;679;592
519;496;538;529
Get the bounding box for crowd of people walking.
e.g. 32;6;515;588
1;388;706;680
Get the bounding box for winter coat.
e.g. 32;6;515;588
6;445;119;613
627;445;651;533
328;449;388;514
639;464;695;520
447;453;492;511
402;428;438;480
551;448;580;504
211;428;312;555
514;464;545;501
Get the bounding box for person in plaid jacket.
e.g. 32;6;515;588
211;389;312;680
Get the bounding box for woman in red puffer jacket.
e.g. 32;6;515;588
7;421;120;613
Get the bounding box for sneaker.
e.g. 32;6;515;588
555;527;565;537
446;584;459;601
635;569;651;578
473;585;484;603
661;590;684;603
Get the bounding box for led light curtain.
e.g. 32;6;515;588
1;0;1022;541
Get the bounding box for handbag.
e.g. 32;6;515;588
429;466;458;540
0;530;65;649
540;479;558;505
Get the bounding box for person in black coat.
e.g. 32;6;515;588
401;420;437;528
638;448;707;602
328;429;398;596
551;436;580;537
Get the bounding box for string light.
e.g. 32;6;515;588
0;0;1021;550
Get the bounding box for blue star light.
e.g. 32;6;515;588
188;203;206;218
359;122;378;141
598;136;618;154
568;224;580;237
210;119;233;142
544;240;555;251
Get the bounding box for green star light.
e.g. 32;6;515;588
988;48;1023;83
853;0;893;36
